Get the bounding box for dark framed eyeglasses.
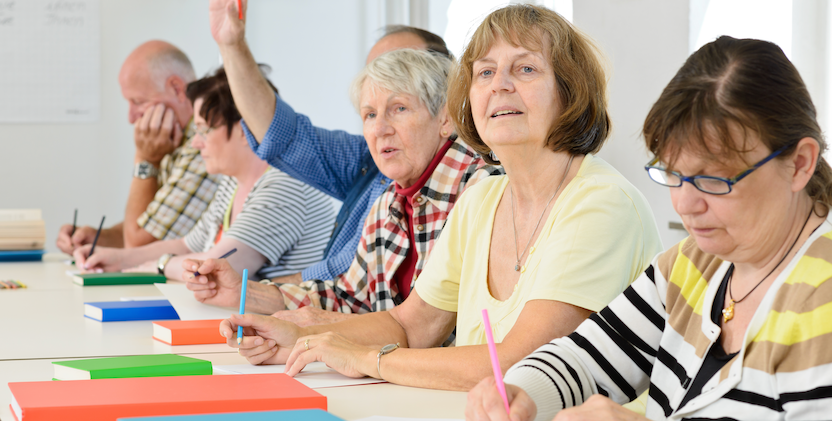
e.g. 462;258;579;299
644;142;793;195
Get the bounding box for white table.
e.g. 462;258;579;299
0;256;468;420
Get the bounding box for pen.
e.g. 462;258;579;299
237;0;242;20
88;216;106;258
194;247;238;277
70;209;77;237
237;268;248;344
482;309;511;414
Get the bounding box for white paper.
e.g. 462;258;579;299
0;0;100;122
120;296;166;301
154;283;237;321
356;417;462;421
213;361;386;389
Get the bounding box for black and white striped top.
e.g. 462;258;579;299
503;217;832;421
184;169;334;280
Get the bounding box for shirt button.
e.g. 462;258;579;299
416;224;424;231
415;196;424;203
529;246;535;254
380;179;387;185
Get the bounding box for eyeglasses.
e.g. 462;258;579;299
644;142;792;195
194;125;215;138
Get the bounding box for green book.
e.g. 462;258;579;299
72;272;166;286
52;354;212;381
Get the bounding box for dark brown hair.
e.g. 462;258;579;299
447;4;610;164
644;36;832;205
382;25;452;59
186;65;278;138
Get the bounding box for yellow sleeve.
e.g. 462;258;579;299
529;179;658;312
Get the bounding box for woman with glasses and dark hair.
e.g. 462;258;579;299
468;36;832;421
74;67;335;282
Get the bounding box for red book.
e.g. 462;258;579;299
153;320;226;345
9;373;326;421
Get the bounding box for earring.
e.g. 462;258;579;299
442;131;448;136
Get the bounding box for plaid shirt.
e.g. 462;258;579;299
275;138;504;313
137;121;220;240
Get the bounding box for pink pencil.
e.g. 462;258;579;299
482;309;511;414
237;0;242;20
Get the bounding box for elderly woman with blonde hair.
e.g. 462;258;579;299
468;36;832;421
216;4;661;391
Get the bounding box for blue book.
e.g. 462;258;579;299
119;409;344;420
84;300;180;322
0;249;44;262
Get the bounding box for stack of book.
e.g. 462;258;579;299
0;209;46;262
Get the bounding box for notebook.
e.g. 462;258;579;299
73;272;166;286
152;320;226;345
84;300;179;322
52;354;212;381
9;373;326;421
118;409;344;420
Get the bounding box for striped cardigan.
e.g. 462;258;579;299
504;215;832;421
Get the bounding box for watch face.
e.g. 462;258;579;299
381;344;398;353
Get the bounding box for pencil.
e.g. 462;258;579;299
482;309;511;414
237;268;248;344
70;209;77;237
88;216;105;257
237;0;242;20
194;247;238;277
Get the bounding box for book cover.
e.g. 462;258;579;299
73;272;167;286
84;300;179;322
0;250;44;262
9;373;327;421
152;320;226;345
52;354;212;381
118;409;344;420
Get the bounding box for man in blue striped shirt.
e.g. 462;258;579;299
208;1;452;323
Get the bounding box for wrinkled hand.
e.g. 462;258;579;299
219;313;300;365
553;395;647;421
284;332;375;379
134;104;182;165
209;0;246;47
56;224;97;255
73;245;124;273
123;259;158;274
271;306;353;327
183;258;244;308
466;377;536;421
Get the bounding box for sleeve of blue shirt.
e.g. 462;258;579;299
241;92;368;201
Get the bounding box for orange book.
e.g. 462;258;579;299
9;373;326;421
153;320;226;345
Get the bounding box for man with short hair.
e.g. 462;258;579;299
56;40;218;253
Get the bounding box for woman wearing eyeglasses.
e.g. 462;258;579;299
467;36;832;421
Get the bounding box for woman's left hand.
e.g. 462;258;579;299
554;395;647;421
284;332;376;379
123;259;158;274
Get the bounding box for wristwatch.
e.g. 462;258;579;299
134;161;159;179
376;343;400;381
157;253;175;275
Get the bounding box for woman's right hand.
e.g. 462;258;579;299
209;0;245;47
73;244;123;273
466;376;537;421
220;313;300;365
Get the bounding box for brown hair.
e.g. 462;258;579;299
382;25;452;59
186;65;278;138
447;4;610;164
643;36;832;205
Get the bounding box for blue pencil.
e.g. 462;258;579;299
237;268;248;345
194;248;238;277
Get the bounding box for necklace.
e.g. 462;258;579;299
509;155;574;272
722;205;814;323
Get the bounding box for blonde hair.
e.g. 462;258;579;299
350;48;452;117
447;4;610;163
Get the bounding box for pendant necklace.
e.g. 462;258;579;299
509;155;574;272
722;205;814;323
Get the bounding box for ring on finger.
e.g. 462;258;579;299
304;339;309;351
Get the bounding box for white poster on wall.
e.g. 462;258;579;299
0;0;100;123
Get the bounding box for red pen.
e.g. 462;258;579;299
237;0;242;20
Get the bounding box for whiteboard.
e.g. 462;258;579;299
0;0;100;123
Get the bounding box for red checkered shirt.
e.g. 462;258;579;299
275;138;503;313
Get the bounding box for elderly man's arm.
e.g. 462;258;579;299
209;0;274;141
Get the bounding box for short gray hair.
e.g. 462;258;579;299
147;48;196;91
350;49;452;117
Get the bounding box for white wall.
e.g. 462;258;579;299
0;0;366;252
575;0;692;248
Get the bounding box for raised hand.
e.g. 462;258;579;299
209;0;246;47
